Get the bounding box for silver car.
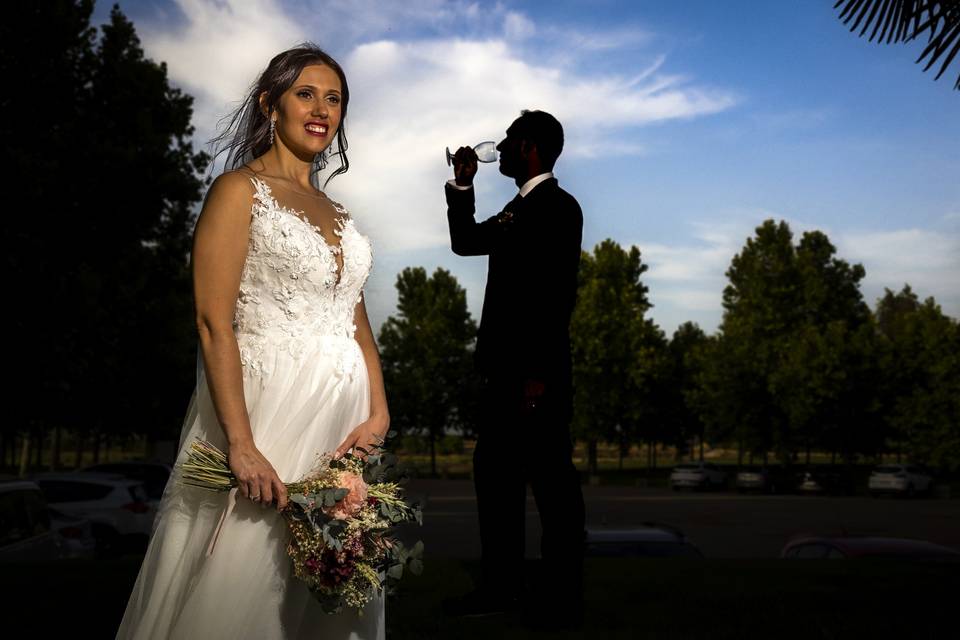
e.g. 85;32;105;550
585;523;704;557
670;462;727;491
868;464;934;498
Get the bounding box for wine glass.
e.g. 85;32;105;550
446;141;498;166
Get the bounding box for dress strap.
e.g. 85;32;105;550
245;175;273;208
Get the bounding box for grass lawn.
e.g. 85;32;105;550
3;555;956;639
385;557;958;639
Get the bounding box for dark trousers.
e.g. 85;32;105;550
472;373;586;604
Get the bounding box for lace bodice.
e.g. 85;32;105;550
231;176;373;378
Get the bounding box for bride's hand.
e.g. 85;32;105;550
334;415;390;460
227;441;288;511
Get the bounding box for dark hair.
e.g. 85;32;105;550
511;109;564;170
207;42;350;188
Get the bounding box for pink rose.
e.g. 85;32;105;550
330;471;368;520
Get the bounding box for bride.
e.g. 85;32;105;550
115;43;389;639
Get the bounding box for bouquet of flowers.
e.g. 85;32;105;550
177;432;423;614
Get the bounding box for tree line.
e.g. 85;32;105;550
2;2;207;473
381;223;960;476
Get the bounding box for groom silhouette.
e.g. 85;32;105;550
442;109;586;629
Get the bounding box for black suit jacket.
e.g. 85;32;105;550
445;177;583;383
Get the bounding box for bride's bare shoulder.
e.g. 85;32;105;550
201;169;259;211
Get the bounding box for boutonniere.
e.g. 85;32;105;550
495;209;516;226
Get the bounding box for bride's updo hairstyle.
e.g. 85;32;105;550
208;42;350;188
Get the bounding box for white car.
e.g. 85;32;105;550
868;464;934;498
670;462;727;491
47;506;97;560
28;472;156;557
0;480;61;562
79;460;173;510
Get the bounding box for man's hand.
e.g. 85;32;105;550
453;146;478;187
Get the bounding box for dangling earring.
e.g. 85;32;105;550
269;114;276;145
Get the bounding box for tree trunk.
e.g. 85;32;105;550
737;440;743;466
18;433;30;477
92;429;101;464
34;425;44;468
699;433;704;462
52;424;62;471
618;434;626;471
652;440;657;469
587;439;598;476
430;431;437;478
75;428;85;469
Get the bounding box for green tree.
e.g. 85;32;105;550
875;286;960;470
668;322;709;461
715;220;800;463
834;0;960;90
570;239;661;474
378;267;478;476
707;221;875;466
768;230;879;467
2;1;209;470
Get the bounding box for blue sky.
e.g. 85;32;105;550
94;0;959;336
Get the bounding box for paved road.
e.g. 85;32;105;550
398;479;960;558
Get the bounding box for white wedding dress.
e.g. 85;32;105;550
115;176;385;639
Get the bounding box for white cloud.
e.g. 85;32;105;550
139;0;306;134
837;228;960;309
504;11;535;40
332;35;736;264
631;216;960;335
131;0;739;330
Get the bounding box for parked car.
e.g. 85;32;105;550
0;480;60;562
47;506;97;560
796;466;855;496
735;465;797;494
27;472;156;557
78;460;173;508
781;535;960;561
585;522;704;558
868;464;934;498
670;462;727;491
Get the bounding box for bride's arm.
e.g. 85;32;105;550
334;292;390;458
192;171;288;509
191;172;257;449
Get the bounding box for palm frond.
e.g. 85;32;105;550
834;0;960;89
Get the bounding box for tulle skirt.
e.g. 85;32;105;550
115;334;385;639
